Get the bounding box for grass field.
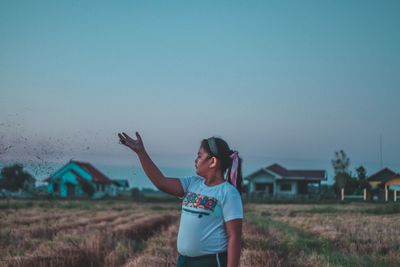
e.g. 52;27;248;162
1;199;399;267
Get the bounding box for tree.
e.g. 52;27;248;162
354;165;370;194
331;150;350;176
331;150;353;196
355;166;366;180
333;172;354;195
0;163;35;192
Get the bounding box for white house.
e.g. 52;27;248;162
245;163;326;199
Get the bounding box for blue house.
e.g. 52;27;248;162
44;160;125;198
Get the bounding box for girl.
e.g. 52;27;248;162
118;132;243;267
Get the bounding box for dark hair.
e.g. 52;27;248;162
201;137;243;194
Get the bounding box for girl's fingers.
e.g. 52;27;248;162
135;132;142;142
118;133;124;142
118;131;143;150
122;132;135;141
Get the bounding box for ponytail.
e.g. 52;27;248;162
227;150;243;195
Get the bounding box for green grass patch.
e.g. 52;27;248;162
361;203;400;215
289;206;340;217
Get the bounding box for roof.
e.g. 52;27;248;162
366;168;396;182
246;163;326;180
267;163;290;176
45;160;113;184
43;176;61;183
266;164;325;178
72;161;113;184
112;179;129;187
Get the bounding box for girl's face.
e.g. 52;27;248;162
195;147;212;176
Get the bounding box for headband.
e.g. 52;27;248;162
207;137;219;156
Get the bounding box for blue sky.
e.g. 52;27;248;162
1;0;400;177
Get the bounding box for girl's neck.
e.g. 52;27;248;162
204;173;225;186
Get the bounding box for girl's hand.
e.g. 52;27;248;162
118;132;145;154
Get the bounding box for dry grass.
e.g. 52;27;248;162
250;203;400;266
241;221;285;267
0;210;144;256
241;220;331;267
0;201;180;267
279;213;400;263
112;213;178;240
0;209;87;228
124;222;179;267
2;201;399;267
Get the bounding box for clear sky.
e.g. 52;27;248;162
1;0;400;177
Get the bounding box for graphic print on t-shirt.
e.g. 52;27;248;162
182;192;218;218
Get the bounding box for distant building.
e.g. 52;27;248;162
245;163;326;199
367;168;400;200
383;174;400;191
113;179;130;191
367;168;396;188
44;160;126;198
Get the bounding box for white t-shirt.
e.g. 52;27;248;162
177;176;243;257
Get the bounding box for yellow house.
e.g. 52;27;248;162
367;168;399;201
367;168;396;189
382;174;400;191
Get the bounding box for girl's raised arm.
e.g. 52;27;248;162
118;132;184;197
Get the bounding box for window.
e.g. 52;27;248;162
280;182;292;192
255;183;274;194
255;183;268;191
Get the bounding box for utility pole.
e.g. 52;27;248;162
380;134;383;169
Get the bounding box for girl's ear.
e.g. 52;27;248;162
209;156;218;169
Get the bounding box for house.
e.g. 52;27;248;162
382;174;400;192
110;179;130;196
367;168;396;189
367;168;399;201
245;163;326;199
113;179;130;191
44;160;125;198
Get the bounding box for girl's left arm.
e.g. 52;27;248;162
225;218;242;267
